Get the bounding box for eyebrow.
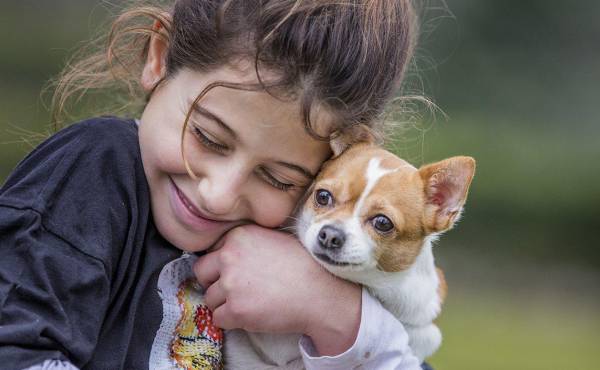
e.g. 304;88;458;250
193;104;315;180
192;104;237;139
276;161;315;179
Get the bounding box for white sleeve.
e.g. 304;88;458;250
299;287;422;370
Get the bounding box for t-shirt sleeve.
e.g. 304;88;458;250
0;205;110;369
1;117;146;279
0;117;147;369
299;287;422;370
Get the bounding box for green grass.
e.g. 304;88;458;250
429;289;600;370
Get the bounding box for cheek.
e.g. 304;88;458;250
252;191;299;227
141;128;183;171
156;147;186;174
144;145;186;184
140;98;192;172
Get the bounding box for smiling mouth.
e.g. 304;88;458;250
174;184;216;220
170;178;223;222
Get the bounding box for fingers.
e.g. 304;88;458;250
193;251;221;289
212;304;236;330
206;234;228;253
204;279;226;311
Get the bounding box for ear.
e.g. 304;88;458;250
330;124;377;157
141;20;168;91
419;156;476;233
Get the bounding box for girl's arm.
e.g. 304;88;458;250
300;288;422;370
194;224;422;369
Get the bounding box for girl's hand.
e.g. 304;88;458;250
193;224;361;356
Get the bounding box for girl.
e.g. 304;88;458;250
0;1;428;369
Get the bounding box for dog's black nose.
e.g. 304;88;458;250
318;225;346;249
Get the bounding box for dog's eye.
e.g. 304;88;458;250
315;189;334;207
372;215;394;233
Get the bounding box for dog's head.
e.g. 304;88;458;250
297;140;475;281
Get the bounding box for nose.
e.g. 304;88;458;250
196;164;248;216
318;225;346;249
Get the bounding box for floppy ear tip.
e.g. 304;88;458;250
329;132;348;157
329;124;378;158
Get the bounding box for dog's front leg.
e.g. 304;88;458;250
404;323;442;363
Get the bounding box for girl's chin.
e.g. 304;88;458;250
152;196;223;252
161;227;222;253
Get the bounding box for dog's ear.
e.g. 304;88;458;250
418;156;476;233
330;124;377;158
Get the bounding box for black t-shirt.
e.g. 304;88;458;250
0;117;185;369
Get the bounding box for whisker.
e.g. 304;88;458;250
278;225;298;232
284;215;301;222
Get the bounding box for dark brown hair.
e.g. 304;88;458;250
52;0;417;141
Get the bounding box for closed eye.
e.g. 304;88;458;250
192;125;228;153
256;166;295;192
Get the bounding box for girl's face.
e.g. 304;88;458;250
139;65;333;252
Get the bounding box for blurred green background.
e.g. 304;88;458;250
1;1;598;369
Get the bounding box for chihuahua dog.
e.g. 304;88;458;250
224;132;475;369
